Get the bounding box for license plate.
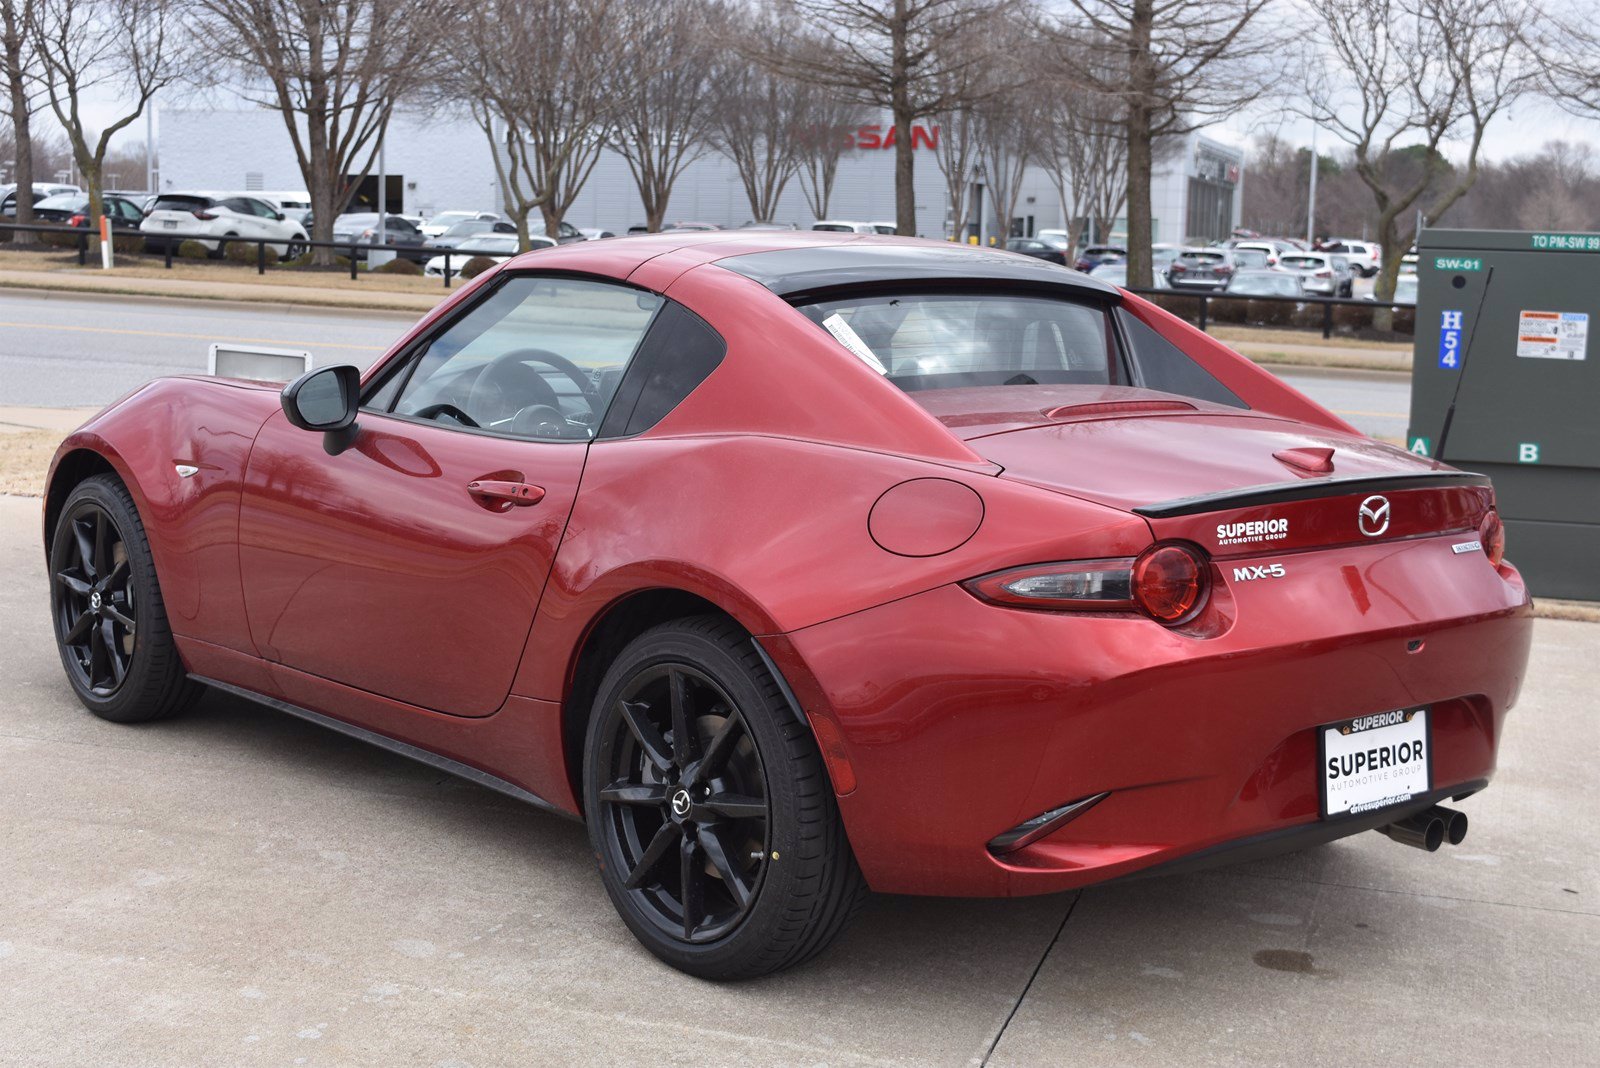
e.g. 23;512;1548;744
162;220;177;229
1319;708;1430;818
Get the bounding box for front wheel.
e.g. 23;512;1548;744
284;235;307;259
49;475;201;723
584;616;866;979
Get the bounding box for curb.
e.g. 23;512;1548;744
0;276;443;316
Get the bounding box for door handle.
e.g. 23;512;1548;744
467;480;545;507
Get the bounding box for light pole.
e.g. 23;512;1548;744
1306;125;1318;246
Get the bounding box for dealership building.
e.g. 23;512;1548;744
157;107;1244;245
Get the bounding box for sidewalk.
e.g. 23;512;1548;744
0;265;446;314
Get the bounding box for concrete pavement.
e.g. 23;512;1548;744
0;492;1594;1066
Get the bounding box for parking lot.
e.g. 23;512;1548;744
0;483;1594;1065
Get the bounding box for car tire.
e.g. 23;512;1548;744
583;615;867;979
285;234;307;259
210;232;238;259
48;474;202;724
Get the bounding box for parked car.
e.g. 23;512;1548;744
1324;239;1381;277
1151;243;1182;272
1166;248;1236;290
1279;251;1354;297
1005;236;1068;266
1231;240;1288;268
812;220;878;233
43;231;1530;981
332;213;431;262
420;210;500;238
0;182;83;216
139;193;309;257
1365;275;1418;306
738;221;799;231
30;192;146;231
1073;245;1126;272
1224;270;1304;297
580;227;618;240
1231;248;1272;271
422;218;518;251
868;221;898;234
1089;261;1169;288
423;233;554;276
661;221;723;232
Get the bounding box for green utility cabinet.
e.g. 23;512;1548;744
1408;229;1600;600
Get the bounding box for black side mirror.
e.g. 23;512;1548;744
281;365;361;454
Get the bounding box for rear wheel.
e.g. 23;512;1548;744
49;475;200;723
584;616;866;979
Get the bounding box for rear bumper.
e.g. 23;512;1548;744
767;542;1532;897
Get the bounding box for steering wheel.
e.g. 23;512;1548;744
467;348;600;426
409;401;480;427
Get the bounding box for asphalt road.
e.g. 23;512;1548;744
0;291;1411;439
0;291;406;407
0;493;1594;1065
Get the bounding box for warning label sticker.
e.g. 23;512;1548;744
1517;310;1589;360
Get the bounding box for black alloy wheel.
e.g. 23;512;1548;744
49;475;200;723
53;500;137;696
598;663;769;944
584;616;867;979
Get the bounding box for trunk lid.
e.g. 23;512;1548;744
915;385;1494;555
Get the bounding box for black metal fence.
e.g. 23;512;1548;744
0;221;488;287
0;221;1421;333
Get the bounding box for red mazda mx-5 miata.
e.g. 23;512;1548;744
44;233;1532;977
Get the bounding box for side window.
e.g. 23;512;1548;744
381;275;662;440
1117;309;1246;409
217;197;249;213
599;304;727;438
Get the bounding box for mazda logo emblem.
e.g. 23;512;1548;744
670;789;692;817
1359;495;1391;537
89;591;102;611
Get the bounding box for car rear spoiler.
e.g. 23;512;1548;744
1134;471;1492;518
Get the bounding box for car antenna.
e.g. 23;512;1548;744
1433;264;1493;464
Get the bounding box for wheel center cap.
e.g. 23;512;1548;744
89;591;102;612
670;788;692;819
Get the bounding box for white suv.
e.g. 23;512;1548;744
140;193;309;257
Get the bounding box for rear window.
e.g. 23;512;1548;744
812;224;855;232
151;195;212;212
1180;251;1225;264
1233;249;1269;269
798;291;1117;391
1281;255;1322;269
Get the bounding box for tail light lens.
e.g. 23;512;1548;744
964;559;1134;611
1131;544;1208;623
68;213;87;226
1479;510;1505;567
963;544;1210;625
1216;264;1233;275
1169;263;1187;274
192;210;216;220
1315;270;1332;278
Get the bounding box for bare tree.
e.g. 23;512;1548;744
974;87;1043;243
1303;0;1536;301
1049;0;1281;287
608;0;720;232
793;93;864;223
451;0;626;246
714;8;811;224
764;0;1016;236
0;0;38;242
933;101;977;240
196;0;453;261
31;0;187;229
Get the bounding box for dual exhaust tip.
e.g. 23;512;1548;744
1377;805;1468;852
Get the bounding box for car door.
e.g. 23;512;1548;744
237;272;663;716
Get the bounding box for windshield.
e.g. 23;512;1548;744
443;220;496;238
798;292;1115;392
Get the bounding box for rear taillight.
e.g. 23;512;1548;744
1480;511;1505;567
68;213;87;227
964;559;1134;611
1216;265;1233;275
1315;270;1332;278
1131;544;1208;623
1169;263;1187;274
963;543;1210;625
192;210;216;220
